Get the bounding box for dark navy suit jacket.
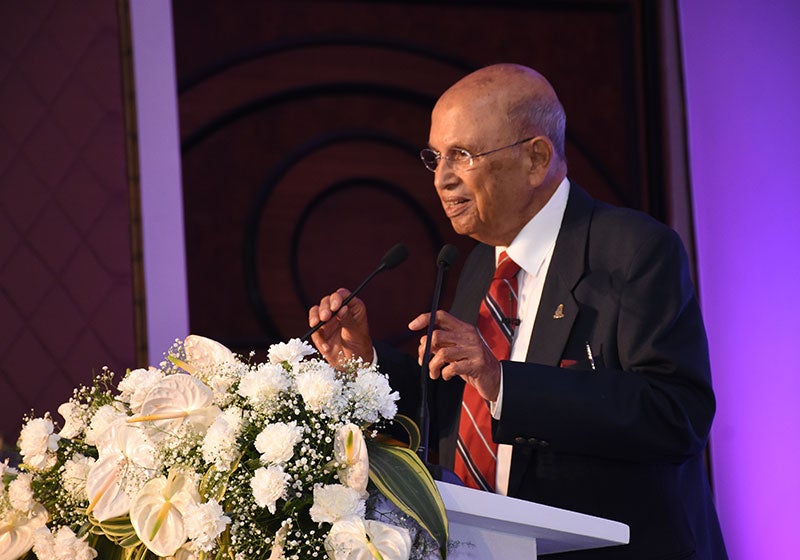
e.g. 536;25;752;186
380;185;727;559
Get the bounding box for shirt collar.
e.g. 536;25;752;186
498;177;570;273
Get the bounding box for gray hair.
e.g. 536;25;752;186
508;93;567;161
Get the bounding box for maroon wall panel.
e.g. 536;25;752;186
0;1;136;448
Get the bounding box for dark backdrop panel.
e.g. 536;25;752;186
173;0;663;355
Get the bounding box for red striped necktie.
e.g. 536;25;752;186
454;251;521;491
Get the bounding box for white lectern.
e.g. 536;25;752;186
436;481;629;559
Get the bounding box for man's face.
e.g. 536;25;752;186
427;94;534;247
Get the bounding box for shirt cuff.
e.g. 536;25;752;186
490;363;504;419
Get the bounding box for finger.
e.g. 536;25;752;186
416;336;427;366
308;305;321;327
408;313;431;332
329;288;353;313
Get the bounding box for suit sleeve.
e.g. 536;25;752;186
495;225;716;464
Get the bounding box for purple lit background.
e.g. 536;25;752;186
679;0;800;557
131;3;800;557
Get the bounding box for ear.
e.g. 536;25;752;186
527;136;553;182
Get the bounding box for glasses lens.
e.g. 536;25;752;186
447;148;472;170
419;149;439;172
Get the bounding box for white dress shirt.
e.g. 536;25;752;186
491;177;570;495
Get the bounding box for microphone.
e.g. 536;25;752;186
301;243;409;341
417;244;459;464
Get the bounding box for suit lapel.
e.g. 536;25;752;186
526;184;593;366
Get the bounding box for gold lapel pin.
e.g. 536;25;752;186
553;304;565;319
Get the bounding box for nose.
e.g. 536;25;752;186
433;160;458;193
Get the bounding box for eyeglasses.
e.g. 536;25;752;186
419;136;535;172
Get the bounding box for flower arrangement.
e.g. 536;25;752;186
0;336;448;560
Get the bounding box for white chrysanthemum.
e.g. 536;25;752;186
8;473;34;512
267;338;315;365
237;363;291;407
254;421;303;465
18;416;60;470
31;526;56;559
250;465;290;514
309;484;366;524
325;517;412;560
348;369;399;423
294;362;344;413
83;403;128;449
34;525;98;560
57;401;86;439
183;499;231;552
333;424;369;494
117;367;164;413
62;453;96;500
202;406;243;470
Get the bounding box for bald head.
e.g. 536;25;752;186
427;64;568;246
437;64;567;161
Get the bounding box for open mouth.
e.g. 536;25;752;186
443;197;471;217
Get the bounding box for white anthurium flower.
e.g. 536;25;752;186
0;502;48;560
57;401;86;439
130;469;201;557
168;542;200;560
183;335;236;372
325;516;411;560
83;403;129;449
85;424;160;521
267;520;291;560
127;374;221;438
333;424;369;495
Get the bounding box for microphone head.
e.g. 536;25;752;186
437;244;459;269
380;243;409;270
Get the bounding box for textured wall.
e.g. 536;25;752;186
0;1;137;447
680;0;800;557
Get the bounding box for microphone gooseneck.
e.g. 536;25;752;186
417;244;459;463
301;243;409;341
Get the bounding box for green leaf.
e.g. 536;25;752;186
87;513;140;547
367;439;448;558
392;414;421;452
